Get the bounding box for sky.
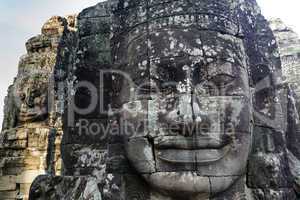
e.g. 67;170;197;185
0;0;299;130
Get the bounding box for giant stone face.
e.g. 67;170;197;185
115;25;252;197
15;73;49;124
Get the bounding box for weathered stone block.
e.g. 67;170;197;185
125;137;156;174
3;140;27;149
29;175;102;200
78;2;111;36
0;191;18;199
3;128;27;141
0;176;16;191
106;143;133;174
62;118;109;146
16;170;44;184
61;144;106;175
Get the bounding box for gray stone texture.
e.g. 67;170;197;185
0;16;76;199
270;19;300;97
0;0;298;200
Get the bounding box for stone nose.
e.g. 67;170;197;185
163;94;210;136
25;90;35;108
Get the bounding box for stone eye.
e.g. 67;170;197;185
20;93;26;101
209;74;235;87
161;85;176;95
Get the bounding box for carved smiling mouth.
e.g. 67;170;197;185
154;136;231;165
19;108;47;122
19;112;40;122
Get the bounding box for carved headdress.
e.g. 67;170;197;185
112;0;243;36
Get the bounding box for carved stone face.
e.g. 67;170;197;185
117;27;252;198
15;74;48;124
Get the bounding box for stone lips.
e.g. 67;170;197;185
154;135;231;165
154;135;229;150
156;147;230;164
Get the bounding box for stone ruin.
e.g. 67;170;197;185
270;19;300;94
0;16;76;199
269;18;300;103
0;0;300;199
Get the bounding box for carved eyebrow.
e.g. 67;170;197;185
205;52;245;68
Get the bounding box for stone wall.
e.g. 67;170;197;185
59;2;111;177
270;18;300;96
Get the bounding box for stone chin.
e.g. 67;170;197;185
142;172;239;198
19;107;48;123
19;112;47;123
124;130;251;197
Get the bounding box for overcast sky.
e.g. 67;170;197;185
0;0;299;130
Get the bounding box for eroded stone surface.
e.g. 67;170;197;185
29;175;102;200
0;0;298;200
270;19;300;97
0;16;76;200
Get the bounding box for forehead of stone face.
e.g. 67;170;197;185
123;28;246;83
19;52;57;73
200;31;246;66
114;0;238;33
16;73;49;93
